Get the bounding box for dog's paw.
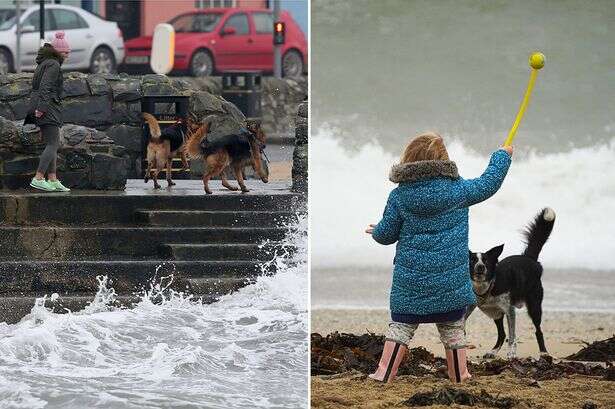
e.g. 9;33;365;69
506;350;518;360
205;190;213;195
241;188;250;193
167;180;176;187
483;352;497;359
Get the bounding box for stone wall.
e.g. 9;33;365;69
173;76;307;139
0;118;128;190
292;101;308;193
0;73;307;188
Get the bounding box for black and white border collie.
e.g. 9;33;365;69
466;207;556;359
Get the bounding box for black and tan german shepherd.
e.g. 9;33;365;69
142;112;191;189
183;119;269;194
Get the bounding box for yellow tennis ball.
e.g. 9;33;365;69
529;52;545;69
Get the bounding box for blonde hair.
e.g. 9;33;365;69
400;132;449;163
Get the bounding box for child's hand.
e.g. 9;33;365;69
365;224;376;234
501;145;513;157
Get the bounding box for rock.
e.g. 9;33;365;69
63;77;89;97
63;151;90;170
63;96;113;127
295;116;308;145
0;103;14;120
18;127;43;147
111;78;141;101
190;91;227;115
141;74;170;84
292;99;308;193
105;124;143;153
292;144;308;193
0;117;19;144
61;124;90;146
91;154;128;190
86;75;110;95
111;102;141;125
2;156;39;174
0;79;31;100
7;97;31;120
297;101;308;118
142;82;180;97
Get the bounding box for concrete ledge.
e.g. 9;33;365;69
135;209;297;227
0;180;300;225
0;260;272;295
0;226;288;259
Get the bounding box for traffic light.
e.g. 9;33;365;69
273;21;285;45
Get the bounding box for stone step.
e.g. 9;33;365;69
0;226;287;259
135;210;297;227
159;243;278;261
0;292;222;325
0;183;300;226
184;277;257;297
0;260;271;295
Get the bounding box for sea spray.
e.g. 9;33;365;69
0;216;308;409
311;126;615;271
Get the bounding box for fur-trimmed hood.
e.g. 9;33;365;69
35;44;64;65
389;160;459;183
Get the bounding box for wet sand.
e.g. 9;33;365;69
311;308;615;408
311;372;615;409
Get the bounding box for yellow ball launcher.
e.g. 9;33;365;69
504;52;545;147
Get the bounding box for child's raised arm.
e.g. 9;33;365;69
370;189;403;245
460;147;512;207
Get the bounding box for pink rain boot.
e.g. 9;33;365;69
445;348;472;383
368;340;407;383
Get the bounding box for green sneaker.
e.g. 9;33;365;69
30;178;55;192
48;180;71;192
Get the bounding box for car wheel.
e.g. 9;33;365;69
0;48;14;75
189;50;214;77
90;47;116;74
282;50;303;78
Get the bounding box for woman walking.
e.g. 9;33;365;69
27;32;71;192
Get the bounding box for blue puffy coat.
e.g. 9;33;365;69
372;150;511;315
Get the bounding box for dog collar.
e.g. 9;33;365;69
473;280;495;297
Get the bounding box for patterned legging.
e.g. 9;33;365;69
386;318;466;349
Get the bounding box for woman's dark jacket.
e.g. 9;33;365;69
26;45;64;127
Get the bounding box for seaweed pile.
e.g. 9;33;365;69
473;355;609;381
312;332;612;381
311;332;447;377
402;387;528;408
566;335;615;362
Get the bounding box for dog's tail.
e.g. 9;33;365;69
522;207;556;261
143;113;161;140
183;115;216;160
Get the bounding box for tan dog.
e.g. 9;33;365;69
184;119;269;194
142;113;190;189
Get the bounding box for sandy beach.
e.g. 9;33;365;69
311;308;615;408
312;308;615;359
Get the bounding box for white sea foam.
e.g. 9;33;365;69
0;216;307;409
311;125;615;271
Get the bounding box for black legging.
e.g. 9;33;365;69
37;125;59;175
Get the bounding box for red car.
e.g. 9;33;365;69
123;8;307;77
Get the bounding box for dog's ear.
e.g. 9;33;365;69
486;244;504;260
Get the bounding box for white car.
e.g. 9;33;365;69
0;4;124;74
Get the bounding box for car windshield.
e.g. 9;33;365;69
169;13;222;33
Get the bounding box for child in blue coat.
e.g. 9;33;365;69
366;132;512;383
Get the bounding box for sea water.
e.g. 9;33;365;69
0;217;308;409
